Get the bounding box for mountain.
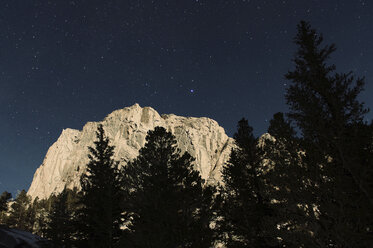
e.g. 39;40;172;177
27;104;235;200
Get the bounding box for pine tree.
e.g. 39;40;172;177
264;112;319;247
75;124;124;248
31;197;50;237
5;189;34;231
285;21;373;246
217;119;276;248
119;126;215;248
0;191;11;213
44;188;79;247
0;191;11;224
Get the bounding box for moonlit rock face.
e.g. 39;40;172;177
28;104;235;200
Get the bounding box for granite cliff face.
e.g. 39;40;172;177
28;104;235;200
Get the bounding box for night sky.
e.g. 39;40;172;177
1;0;372;195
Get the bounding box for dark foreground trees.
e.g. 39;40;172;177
44;188;79;247
0;191;11;213
264;112;318;247
217;119;276;248
215;21;373;247
75;124;124;248
2;20;372;248
284;20;373;247
0;191;12;224
4;190;34;232
118;126;215;248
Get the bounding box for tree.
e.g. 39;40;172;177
0;191;11;213
75;124;124;248
119;126;215;248
217;119;276;248
0;191;12;224
31;197;50;237
5;190;34;232
285;21;373;246
44;188;79;247
264;112;319;247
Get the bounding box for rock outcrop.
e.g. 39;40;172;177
28;104;235;200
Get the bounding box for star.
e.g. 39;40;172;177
1;0;373;203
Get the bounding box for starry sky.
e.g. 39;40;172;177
1;0;372;195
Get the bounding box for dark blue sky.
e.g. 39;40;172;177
1;0;372;195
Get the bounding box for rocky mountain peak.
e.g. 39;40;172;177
27;104;235;200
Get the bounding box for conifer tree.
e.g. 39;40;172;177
217;119;275;248
264;112;318;247
0;191;11;213
0;191;11;224
31;197;50;237
285;21;373;246
75;124;124;248
45;188;78;247
5;189;34;231
119;126;214;248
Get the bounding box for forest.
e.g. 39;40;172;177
1;21;372;248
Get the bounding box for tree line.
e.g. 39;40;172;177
1;21;372;247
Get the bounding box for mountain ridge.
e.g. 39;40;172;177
27;104;235;200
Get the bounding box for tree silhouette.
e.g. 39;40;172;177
285;21;373;246
119;126;215;248
44;188;79;247
75;124;124;248
0;191;12;224
0;191;11;213
217;119;276;248
5;190;34;232
263;112;319;247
